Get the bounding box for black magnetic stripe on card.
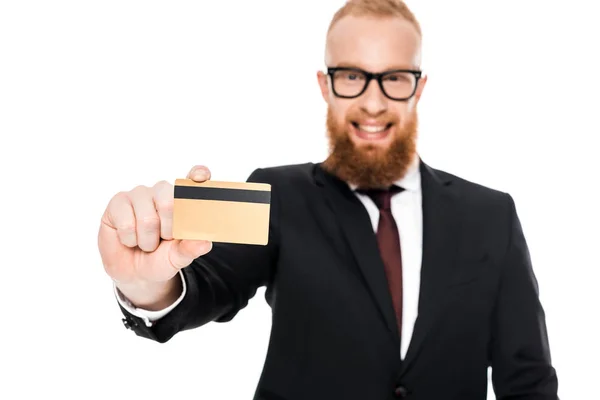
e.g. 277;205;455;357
174;185;271;204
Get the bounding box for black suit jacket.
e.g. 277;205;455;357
119;158;559;400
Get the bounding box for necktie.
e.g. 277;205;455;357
358;185;404;339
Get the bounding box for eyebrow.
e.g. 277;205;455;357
330;62;418;71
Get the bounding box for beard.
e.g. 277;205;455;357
321;107;419;189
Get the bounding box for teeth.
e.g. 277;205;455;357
359;125;386;133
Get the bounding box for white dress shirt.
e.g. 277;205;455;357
115;155;423;360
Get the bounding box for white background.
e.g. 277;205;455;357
1;1;598;399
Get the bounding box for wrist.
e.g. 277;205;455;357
115;275;182;311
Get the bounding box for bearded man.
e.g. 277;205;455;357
99;1;560;399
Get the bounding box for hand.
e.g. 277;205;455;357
98;165;213;287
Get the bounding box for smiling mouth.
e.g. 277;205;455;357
351;122;393;140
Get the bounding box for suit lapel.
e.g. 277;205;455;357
312;158;464;370
398;160;463;375
314;164;400;344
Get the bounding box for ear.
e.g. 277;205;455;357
414;74;427;103
317;70;329;102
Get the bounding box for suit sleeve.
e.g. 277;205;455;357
490;193;559;399
118;167;280;343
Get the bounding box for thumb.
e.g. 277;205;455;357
168;239;213;270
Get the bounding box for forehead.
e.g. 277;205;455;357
326;15;421;71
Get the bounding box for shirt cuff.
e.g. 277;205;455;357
113;270;186;328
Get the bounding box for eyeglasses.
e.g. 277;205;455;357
327;67;422;101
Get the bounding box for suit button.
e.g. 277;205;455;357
122;317;137;330
394;385;408;398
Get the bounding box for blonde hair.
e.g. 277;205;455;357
327;0;422;37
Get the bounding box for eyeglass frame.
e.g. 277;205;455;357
326;66;423;101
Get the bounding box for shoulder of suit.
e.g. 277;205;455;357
429;165;511;206
247;162;315;185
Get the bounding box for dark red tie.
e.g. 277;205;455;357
359;186;404;338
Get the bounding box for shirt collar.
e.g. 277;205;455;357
348;153;421;192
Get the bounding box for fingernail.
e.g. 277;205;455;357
193;170;207;180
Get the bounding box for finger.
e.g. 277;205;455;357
153;180;174;240
186;165;211;182
128;185;161;252
169;239;213;270
105;192;137;248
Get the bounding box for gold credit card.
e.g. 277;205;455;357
172;179;271;245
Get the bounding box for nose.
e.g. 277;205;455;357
359;78;388;116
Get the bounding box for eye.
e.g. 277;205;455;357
384;73;410;83
336;70;365;81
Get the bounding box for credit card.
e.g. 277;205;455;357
172;179;271;245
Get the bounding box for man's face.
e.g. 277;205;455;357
318;15;427;188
